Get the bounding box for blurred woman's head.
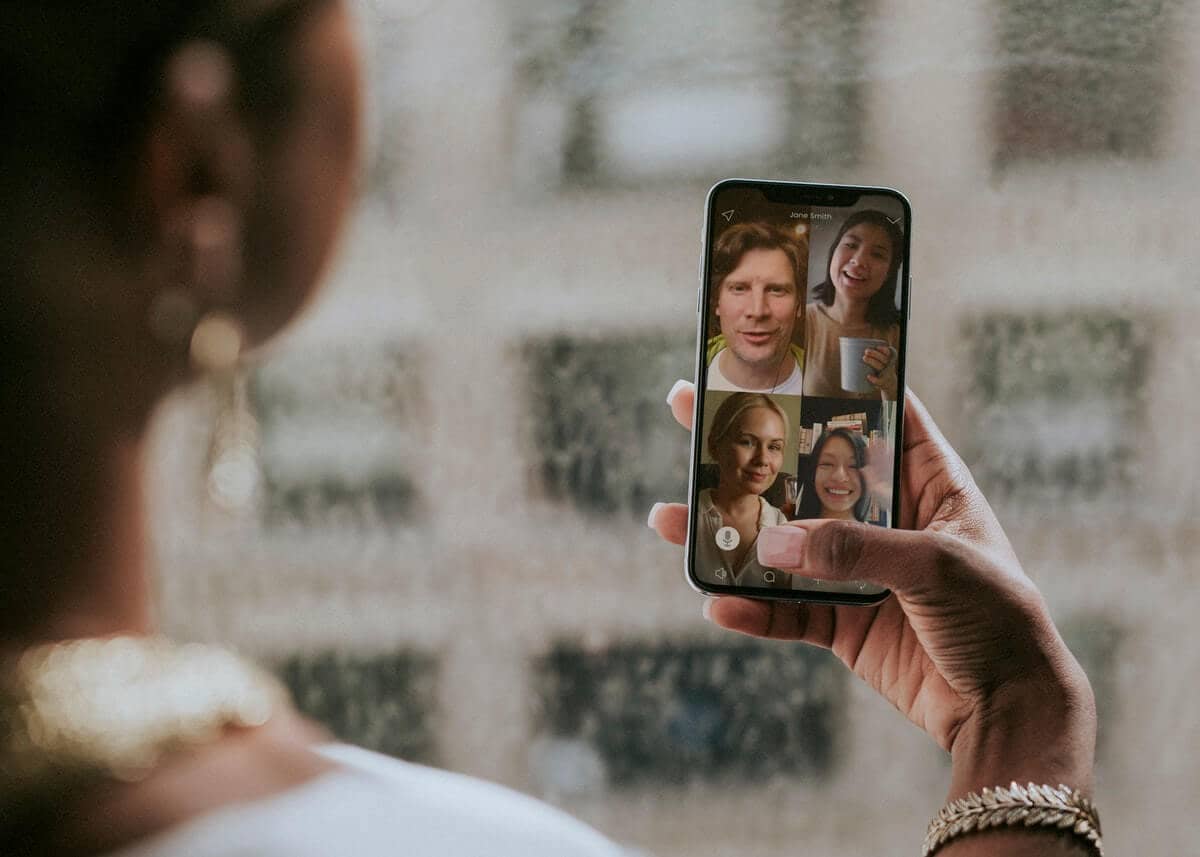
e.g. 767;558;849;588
812;210;903;327
1;0;362;426
797;428;870;521
706;393;789;499
0;0;362;633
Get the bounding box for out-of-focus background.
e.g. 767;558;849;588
147;1;1199;854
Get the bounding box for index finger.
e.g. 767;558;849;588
901;389;950;454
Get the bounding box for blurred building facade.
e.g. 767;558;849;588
147;1;1200;854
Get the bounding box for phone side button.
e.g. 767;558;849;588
908;275;913;320
696;286;702;314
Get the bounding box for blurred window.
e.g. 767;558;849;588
960;311;1149;508
522;333;691;519
277;649;439;763
360;4;409;204
512;1;867;187
1058;614;1122;758
535;638;843;788
249;343;424;528
993;0;1173;166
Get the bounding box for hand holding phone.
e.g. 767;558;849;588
650;388;1097;807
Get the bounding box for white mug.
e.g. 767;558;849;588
839;336;894;394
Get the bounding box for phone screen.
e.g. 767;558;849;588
687;180;910;603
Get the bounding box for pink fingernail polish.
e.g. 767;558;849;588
665;379;689;407
758;526;806;568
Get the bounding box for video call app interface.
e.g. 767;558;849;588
691;184;908;599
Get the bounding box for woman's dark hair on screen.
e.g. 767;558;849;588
795;427;871;522
811;209;903;328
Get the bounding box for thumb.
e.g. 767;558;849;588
757;519;963;593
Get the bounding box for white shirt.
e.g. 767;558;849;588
107;744;626;857
706;348;803;394
693;489;789;589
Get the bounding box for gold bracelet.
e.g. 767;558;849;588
924;782;1102;856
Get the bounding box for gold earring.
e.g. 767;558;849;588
149;194;245;370
190;311;244;373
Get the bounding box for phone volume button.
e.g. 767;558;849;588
696;286;702;314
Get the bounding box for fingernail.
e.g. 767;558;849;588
665;379;689;407
758;526;806;568
701;598;714;622
646;502;665;530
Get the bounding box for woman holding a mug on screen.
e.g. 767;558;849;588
803;210;903;400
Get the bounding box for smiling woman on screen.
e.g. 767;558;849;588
804;210;903;400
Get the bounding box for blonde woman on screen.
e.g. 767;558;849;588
695;393;792;589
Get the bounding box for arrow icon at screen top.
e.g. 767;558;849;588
721;210;735;222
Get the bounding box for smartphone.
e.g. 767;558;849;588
686;179;911;604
